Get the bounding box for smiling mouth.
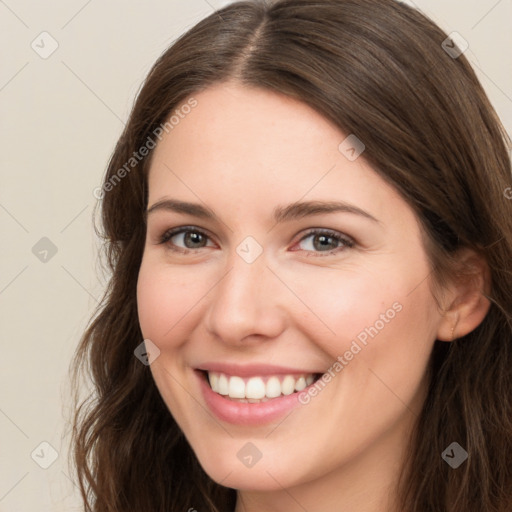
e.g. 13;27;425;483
202;370;323;403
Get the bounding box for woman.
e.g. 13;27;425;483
70;0;512;510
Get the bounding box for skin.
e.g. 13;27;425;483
136;81;490;512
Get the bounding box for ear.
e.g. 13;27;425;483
436;248;492;342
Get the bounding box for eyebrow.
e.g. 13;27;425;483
146;198;380;224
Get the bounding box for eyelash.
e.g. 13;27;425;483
158;226;355;256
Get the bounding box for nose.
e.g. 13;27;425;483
203;247;288;346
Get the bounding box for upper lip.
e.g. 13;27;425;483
196;362;322;377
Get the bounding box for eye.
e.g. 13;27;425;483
157;226;354;256
292;228;354;256
158;226;215;253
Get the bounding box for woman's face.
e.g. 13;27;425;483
137;81;445;492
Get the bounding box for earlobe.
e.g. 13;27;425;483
435;249;491;342
449;312;459;342
436;287;491;342
436;310;460;342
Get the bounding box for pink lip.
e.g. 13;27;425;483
196;370;313;426
196;362;319;378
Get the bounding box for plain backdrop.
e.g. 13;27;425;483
0;0;511;510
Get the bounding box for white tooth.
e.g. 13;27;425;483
266;376;282;398
282;375;295;395
295;376;306;391
228;376;245;398
306;375;314;386
217;374;229;395
246;377;266;399
208;372;219;392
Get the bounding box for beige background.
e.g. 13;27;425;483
0;0;511;510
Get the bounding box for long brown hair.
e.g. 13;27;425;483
69;0;512;510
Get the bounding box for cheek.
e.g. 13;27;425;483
136;260;206;429
136;257;211;344
284;265;404;349
288;257;440;365
137;265;167;340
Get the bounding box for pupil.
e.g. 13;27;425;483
185;232;205;248
314;234;336;251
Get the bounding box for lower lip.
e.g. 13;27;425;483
196;371;310;426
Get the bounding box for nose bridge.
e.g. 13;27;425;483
204;243;286;344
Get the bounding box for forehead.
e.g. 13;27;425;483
150;80;346;175
146;81;410;230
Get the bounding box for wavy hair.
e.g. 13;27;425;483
69;0;512;510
